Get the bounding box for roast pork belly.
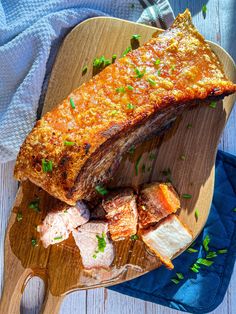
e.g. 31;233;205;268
72;221;115;269
37;201;90;248
14;10;236;205
102;188;138;241
142;215;193;269
138;182;180;228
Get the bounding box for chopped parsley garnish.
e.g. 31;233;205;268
187;247;198;253
82;65;88;75
93;55;111;69
122;46;132;57
104;59;111;66
182;194;192;199
217;249;228;254
206;251;217;259
209;101;217;108
111;110;118;115
131;34;141;40
157;69;161;76
149;153;156;160
202;4;207;18
70;97;76;109
95;185;108;196
93;232;107;258
135;154;142;175
131;234;139;240
128;145;135;154
142;164;146;173
187;123;192;129
112;54;117;63
196;258;213;267
29;199;40;212
127;103;135;110
180;154;185;161
171;272;184;284
93;55;105;67
155;59;161;65
203;235;210;252
195;208;199;220
54;236;63;241
190;263;200;273
16;212;23;222
42;159;53;173
170;65;175;72
134;68;146;78
116;87;126;93
64;141;75;146
176;272;184;280
127;85;134;91
148;78;156;86
31;238;38;247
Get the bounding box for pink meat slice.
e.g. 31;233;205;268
37;201;90;248
72;221;115;269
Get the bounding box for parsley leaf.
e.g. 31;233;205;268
131;34;141;40
70;97;76;109
182;194;192;199
42;159;53;173
134;68;146;78
209;101;217;108
203;235;210;252
95;185;108;196
122;46;132;57
202;4;207;19
135;154;142;175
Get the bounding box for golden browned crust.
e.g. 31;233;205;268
138;183;180;228
14;9;236;204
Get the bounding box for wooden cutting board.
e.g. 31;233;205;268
1;17;236;314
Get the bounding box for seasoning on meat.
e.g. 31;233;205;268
37;201;90;248
14;10;236;205
142;215;193;269
102;188;138;241
138;182;180;228
72;221;115;269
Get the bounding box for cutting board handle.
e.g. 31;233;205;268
41;289;64;314
0;266;31;314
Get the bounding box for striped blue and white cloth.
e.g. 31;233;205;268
0;0;174;162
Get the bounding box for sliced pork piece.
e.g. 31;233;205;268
37;201;90;248
64;201;90;229
72;221;114;269
102;188;138;241
142;215;193;269
138;182;180;228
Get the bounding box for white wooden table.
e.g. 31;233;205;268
1;0;236;313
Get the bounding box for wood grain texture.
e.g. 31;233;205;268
1;1;236;313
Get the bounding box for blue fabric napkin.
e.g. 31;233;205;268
109;150;236;313
0;0;174;162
